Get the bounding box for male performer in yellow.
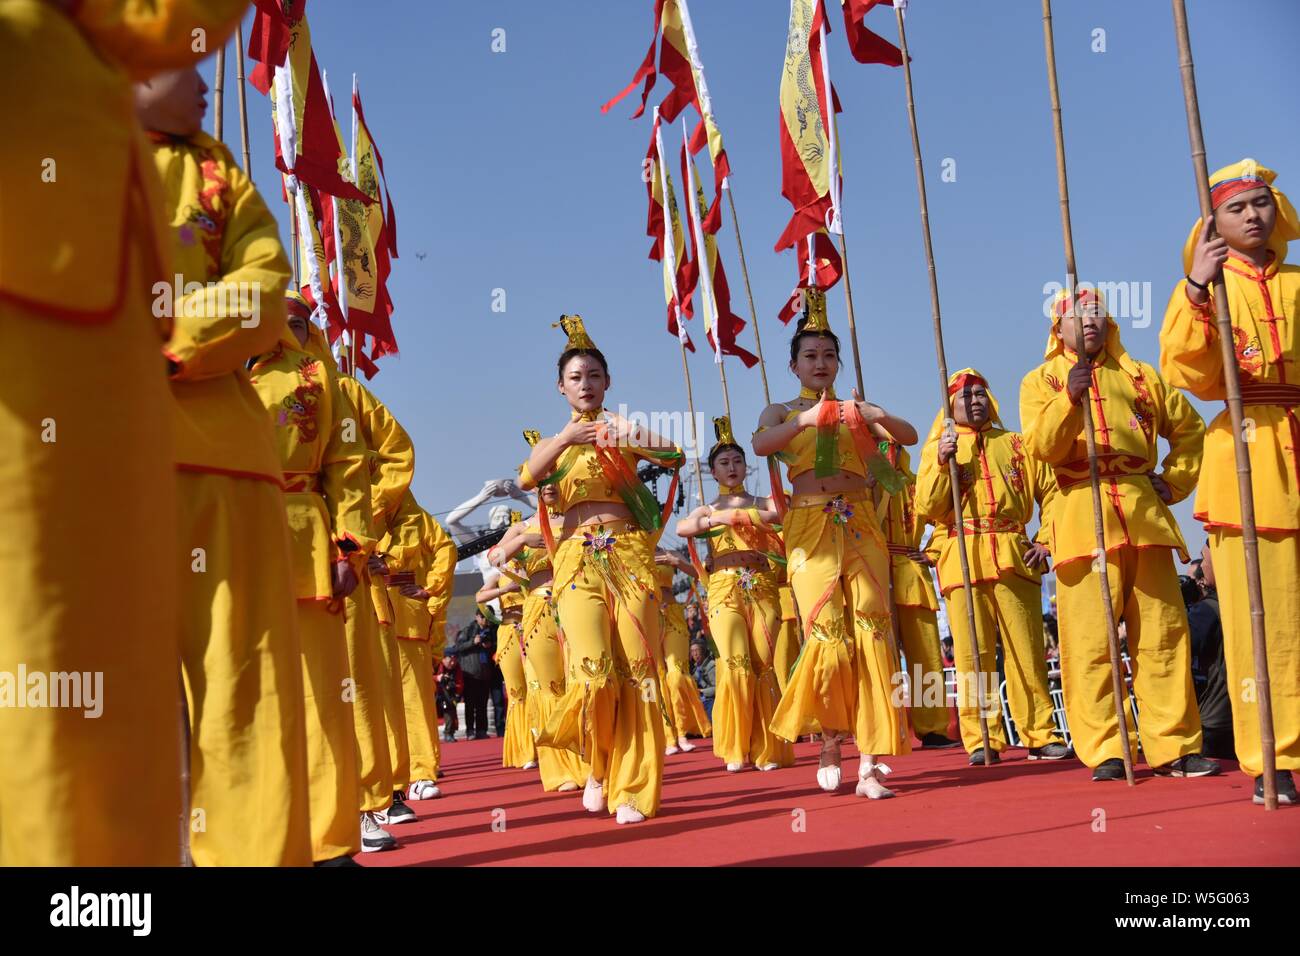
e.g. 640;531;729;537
916;371;1069;765
299;308;405;849
139;70;311;866
249;298;375;865
1160;159;1300;805
1021;289;1217;781
880;443;959;750
0;0;248;867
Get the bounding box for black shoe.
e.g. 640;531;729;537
388;791;418;824
968;748;1001;766
920;732;962;749
1253;770;1297;805
474;732;489;740
1028;742;1074;761
1092;757;1126;781
1154;753;1222;778
313;855;362;867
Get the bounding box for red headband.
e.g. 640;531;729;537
948;372;987;397
1211;177;1269;209
1053;287;1103;319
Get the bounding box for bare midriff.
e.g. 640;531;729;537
559;499;636;534
711;550;770;570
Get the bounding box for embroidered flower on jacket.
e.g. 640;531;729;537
582;526;616;553
823;496;853;525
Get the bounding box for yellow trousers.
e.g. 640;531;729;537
944;575;1061;753
522;589;588;790
498;619;536;768
178;471;312;866
539;527;666;817
344;576;393;812
660;600;711;739
770;494;910;755
1056;546;1202;768
398;638;439;782
298;599;361;861
895;605;950;739
0;254;181;866
773;616;801;695
707;571;793;767
1211;529;1300;777
371;586;410;791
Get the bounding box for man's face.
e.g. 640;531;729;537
287;314;311;347
1200;542;1216;589
689;645;704;664
1216;186;1276;253
1057;302;1108;358
135;68;208;137
475;613;486;627
953;384;991;428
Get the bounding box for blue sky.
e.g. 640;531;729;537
205;0;1299;571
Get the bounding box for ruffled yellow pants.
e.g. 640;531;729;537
895;604;950;739
944;574;1062;753
497;618;537;768
398;637;439;782
298;599;361;862
707;569;793;767
538;527;666;817
178;471;312;865
774;584;801;694
344;574;394;812
523;589;589;790
770;492;910;756
660;599;712;740
371;584;410;790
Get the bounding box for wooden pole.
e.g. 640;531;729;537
717;355;732;422
213;44;226;141
724;186;771;405
679;337;707;509
178;665;192;866
235;25;251;177
1042;0;1135;785
893;5;990;762
835;225;866;397
1171;0;1276;809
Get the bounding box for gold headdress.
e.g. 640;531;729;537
798;288;831;333
708;415;743;461
508;509;522;526
522;429;541;448
553;314;596;351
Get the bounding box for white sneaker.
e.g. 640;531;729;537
360;811;397;852
388;791;418;823
521;760;538;770
557;780;580;792
615;804;645;825
726;762;744;773
408;780;442;801
757;762;779;772
582;776;604;814
677;736;695;752
664;744;680;756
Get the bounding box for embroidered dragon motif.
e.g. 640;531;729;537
277;356;324;445
1003;434;1027;494
179;154;229;276
1232;327;1265;380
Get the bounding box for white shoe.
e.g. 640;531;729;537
664;745;680;756
521;760;538;770
615;804;646;825
360;811;397;852
408;779;442;800
757;762;779;772
855;759;895;800
582;776;604;813
726;762;744;773
557;781;580;792
677;736;695;752
816;733;844;792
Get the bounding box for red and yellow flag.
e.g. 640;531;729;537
646;110;695;349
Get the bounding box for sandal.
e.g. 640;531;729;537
816;732;844;792
855;758;895;800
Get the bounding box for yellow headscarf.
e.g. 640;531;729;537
923;367;1004;448
1043;286;1146;383
1181;159;1299;272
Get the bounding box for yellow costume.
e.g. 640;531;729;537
518;531;590;790
249;328;374;862
699;509;793;768
1159;159;1300;779
0;0;246;867
496;561;537;768
914;372;1064;756
655;562;713;742
773;578;801;695
151;132;312;865
1021;291;1205;769
762;406;910;757
879;444;950;742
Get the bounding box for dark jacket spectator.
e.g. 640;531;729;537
451;615;497;680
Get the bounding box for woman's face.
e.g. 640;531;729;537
558;355;608;413
689;645;704;664
539;484;559;508
710;448;746;489
791;335;839;392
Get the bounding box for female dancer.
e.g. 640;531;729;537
520;316;684;824
476;536;537;771
654;548;712;754
489;451;588;793
677;417;794;773
752;290;918;799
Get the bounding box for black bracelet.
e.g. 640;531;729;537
1185;275;1209;292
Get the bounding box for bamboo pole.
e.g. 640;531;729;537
893;4;988;762
835;226;866;397
717;356;733;422
1042;0;1134;786
679;338;707;509
178;665;192;866
213;44;226;141
235;25;251;177
724;186;771;405
1170;0;1276;809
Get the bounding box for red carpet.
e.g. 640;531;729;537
361;736;1299;867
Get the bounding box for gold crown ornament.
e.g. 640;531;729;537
522;429;541;448
553;314;596;351
800;288;830;333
